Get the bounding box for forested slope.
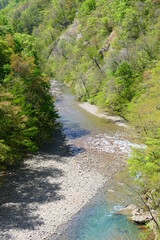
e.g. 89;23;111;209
3;0;159;117
0;4;58;169
0;0;160;237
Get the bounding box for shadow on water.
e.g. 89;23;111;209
41;122;90;157
62;122;90;140
41;123;72;157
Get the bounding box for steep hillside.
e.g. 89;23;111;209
3;0;159;116
48;0;160;115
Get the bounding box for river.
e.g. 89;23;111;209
51;82;141;240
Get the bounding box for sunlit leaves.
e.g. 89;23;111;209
79;0;96;16
0;17;58;169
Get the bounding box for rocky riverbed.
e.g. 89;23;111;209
0;152;105;240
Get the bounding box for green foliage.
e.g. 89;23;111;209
1;0;160;233
12;0;51;34
0;21;58;169
0;38;12;81
108;0;129;23
13;33;37;57
0;88;38;165
112;61;135;110
79;0;96;16
0;14;12;35
0;0;8;10
127;63;160;231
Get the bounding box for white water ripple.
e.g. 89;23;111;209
85;134;144;155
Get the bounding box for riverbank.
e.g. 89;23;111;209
79;102;128;128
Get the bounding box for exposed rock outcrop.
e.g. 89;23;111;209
99;31;116;57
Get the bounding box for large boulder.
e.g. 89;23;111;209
117;204;155;225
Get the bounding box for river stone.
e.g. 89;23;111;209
116;205;155;225
116;204;137;215
131;209;154;224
